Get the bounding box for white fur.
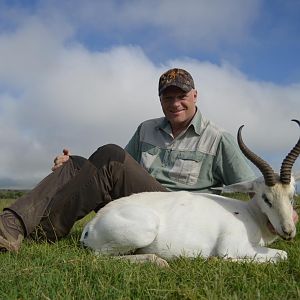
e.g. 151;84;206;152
80;175;298;263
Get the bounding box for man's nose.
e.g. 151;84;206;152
168;97;181;105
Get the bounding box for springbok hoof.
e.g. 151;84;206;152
118;254;170;267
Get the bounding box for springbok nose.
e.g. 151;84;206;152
281;225;296;240
80;230;89;248
80;241;88;248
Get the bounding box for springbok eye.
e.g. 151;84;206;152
290;198;295;206
262;194;272;208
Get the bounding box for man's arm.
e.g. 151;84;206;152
213;132;256;185
124;124;142;162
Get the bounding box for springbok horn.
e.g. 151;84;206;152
280;119;300;185
237;125;276;186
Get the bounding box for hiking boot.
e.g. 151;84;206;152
0;210;24;252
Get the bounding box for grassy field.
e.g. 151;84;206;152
0;195;300;300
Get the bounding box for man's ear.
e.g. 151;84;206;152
193;89;197;102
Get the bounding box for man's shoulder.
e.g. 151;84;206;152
138;117;166;134
140;117;165;127
200;116;226;135
135;117;167;144
194;116;233;155
198;117;225;141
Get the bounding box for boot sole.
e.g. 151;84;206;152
0;234;23;252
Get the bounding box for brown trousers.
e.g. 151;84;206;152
5;144;166;241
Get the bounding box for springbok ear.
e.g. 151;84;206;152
213;180;256;194
294;171;300;182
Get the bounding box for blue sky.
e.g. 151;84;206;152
0;0;299;188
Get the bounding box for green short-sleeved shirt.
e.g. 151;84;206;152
125;110;255;193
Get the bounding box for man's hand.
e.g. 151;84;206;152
52;149;70;171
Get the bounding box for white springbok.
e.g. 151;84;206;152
81;120;300;265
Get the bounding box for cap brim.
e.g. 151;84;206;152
159;83;192;96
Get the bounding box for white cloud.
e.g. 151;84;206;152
32;0;261;51
0;10;299;188
151;0;260;48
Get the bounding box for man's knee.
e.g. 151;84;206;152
70;155;88;170
88;144;125;169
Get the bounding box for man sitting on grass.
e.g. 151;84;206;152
0;68;262;252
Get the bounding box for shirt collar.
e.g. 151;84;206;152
190;108;202;135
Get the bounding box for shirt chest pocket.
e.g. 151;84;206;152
169;153;203;186
140;147;159;171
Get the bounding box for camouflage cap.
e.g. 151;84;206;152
158;68;195;96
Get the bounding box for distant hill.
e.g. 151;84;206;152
0;189;28;199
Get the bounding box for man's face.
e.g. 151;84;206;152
160;86;197;129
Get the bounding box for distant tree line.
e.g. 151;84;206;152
0;190;27;199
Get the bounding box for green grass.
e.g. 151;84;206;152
1;196;300;300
